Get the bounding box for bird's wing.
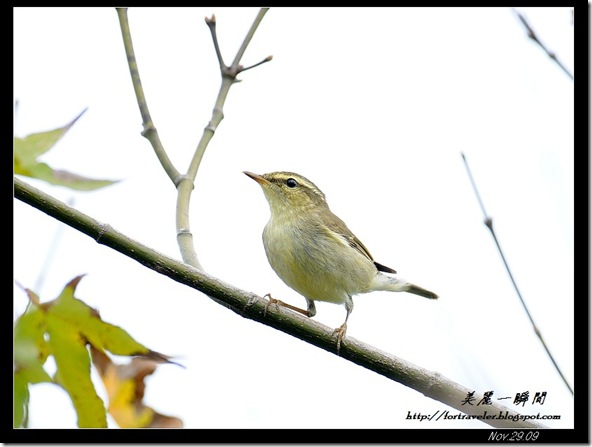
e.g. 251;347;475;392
347;232;374;261
323;214;373;259
324;214;397;274
373;261;397;274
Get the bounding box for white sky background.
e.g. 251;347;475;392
13;7;574;429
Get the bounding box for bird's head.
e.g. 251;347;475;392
243;171;328;217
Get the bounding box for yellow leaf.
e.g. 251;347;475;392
91;347;183;428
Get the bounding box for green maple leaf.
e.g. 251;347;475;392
14;276;178;428
14;109;118;191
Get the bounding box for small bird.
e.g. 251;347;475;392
244;171;438;351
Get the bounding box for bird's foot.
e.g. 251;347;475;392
332;323;348;354
263;293;281;316
263;293;311;317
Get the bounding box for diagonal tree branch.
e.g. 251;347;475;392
461;152;573;397
116;8;181;184
14;176;547;429
512;8;573;81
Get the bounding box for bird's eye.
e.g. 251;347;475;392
286;178;298;188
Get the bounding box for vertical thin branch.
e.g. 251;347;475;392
186;8;271;182
116;8;181;186
461;152;573;396
34;197;75;294
175;8;271;269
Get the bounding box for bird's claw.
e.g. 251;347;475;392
263;293;280;316
332;323;348;354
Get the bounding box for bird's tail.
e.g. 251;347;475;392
406;283;438;299
372;273;438;299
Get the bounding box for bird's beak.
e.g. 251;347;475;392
243;171;270;186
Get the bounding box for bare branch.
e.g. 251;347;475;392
205;14;226;71
512;8;573;81
176;8;272;269
239;55;273;74
461;152;573;396
231;8;270;69
116;8;181;184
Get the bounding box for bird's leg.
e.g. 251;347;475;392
305;299;317;318
333;297;353;353
263;293;313;317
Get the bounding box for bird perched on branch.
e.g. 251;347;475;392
244;171;438;351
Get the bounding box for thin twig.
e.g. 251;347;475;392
205;15;226;72
175;8;271;269
231;8;270;69
14;176;547;429
34;197;75;294
189;8;272;181
512;8;573;81
461;152;573;396
241;55;273;73
116;8;181;185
